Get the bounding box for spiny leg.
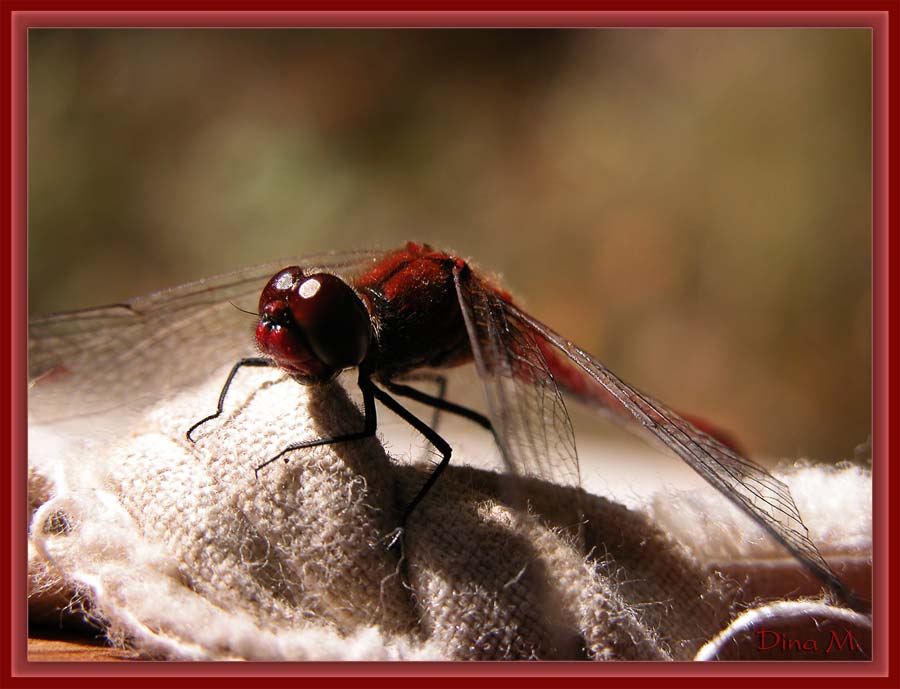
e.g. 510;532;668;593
384;380;492;433
392;372;448;432
253;369;378;476
186;357;275;442
387;373;449;466
381;380;493;524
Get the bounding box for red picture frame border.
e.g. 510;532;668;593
3;2;894;687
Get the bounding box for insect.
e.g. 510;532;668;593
29;242;857;608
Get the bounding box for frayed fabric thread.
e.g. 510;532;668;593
28;367;870;661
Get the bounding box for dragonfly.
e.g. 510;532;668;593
28;241;856;608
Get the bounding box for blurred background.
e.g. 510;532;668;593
28;28;871;463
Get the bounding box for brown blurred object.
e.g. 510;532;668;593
29;29;871;465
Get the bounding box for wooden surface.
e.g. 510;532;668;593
27;626;139;662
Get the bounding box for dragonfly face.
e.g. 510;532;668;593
255;267;371;385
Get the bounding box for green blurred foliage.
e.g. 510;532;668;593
28;29;871;461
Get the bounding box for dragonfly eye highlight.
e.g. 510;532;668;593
258;266;303;312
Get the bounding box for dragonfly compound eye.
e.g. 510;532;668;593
258;266;303;312
256;269;371;383
286;273;371;369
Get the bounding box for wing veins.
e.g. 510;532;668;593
502;302;849;598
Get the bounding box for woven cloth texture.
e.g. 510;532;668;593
28;367;871;660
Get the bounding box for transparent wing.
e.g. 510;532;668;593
453;268;580;490
29;249;385;424
505;300;852;603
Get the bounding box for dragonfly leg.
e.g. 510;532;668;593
424;374;447;431
383;380;494;524
383;380;492;432
391;374;447;468
254;369;378;476
186;357;275;442
391;372;449;432
369;384;463;526
386;373;467;468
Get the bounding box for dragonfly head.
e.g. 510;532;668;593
256;267;372;385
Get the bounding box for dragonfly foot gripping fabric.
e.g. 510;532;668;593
27;368;871;660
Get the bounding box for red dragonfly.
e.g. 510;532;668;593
29;242;854;607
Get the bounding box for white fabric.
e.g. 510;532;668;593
28;366;871;660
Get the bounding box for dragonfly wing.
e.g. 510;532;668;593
452;267;581;490
29;249;385;423
505;301;852;602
